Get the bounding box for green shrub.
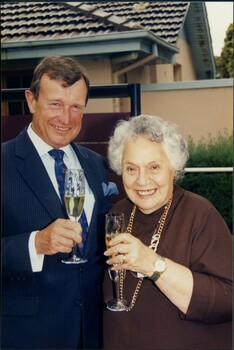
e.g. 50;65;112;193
178;131;233;232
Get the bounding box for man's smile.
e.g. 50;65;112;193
51;124;71;132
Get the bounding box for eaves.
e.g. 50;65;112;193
1;29;179;64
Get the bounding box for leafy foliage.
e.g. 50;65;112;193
215;23;233;78
178;131;233;231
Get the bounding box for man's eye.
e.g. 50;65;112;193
71;105;83;112
50;103;61;108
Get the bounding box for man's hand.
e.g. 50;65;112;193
35;219;82;255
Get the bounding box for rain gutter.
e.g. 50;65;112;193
1;30;179;62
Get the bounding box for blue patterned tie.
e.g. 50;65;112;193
48;149;67;212
48;149;89;252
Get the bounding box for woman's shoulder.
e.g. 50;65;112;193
174;186;231;235
185;189;215;212
175;185;215;211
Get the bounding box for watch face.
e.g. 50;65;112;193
156;259;166;272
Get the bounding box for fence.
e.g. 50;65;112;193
2;83;141;117
185;167;233;173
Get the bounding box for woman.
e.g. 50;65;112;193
103;115;232;349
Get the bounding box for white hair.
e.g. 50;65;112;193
107;114;189;181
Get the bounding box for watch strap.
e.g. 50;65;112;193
148;255;166;282
148;270;161;282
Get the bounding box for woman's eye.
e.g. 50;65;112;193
151;165;160;171
126;167;136;173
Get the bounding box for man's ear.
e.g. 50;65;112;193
25;89;36;114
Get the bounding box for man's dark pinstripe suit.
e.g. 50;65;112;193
2;127;111;349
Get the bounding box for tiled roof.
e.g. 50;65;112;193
85;2;189;43
1;2;115;42
1;2;189;44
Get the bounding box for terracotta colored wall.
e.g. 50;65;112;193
141;86;233;142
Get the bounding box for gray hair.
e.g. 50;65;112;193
108;114;189;181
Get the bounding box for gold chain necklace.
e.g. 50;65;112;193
120;197;173;312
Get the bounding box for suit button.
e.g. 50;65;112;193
75;300;82;307
80;266;84;272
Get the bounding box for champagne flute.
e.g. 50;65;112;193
105;212;130;311
61;169;88;264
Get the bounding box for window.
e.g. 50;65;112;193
5;73;32;116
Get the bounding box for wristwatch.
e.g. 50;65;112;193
149;255;167;282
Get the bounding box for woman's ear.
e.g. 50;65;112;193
25;89;36;114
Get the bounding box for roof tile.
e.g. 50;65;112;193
1;1;189;43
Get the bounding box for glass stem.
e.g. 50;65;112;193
71;243;78;257
114;271;121;301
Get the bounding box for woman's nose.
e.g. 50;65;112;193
136;169;150;186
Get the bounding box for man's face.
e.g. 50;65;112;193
25;74;88;148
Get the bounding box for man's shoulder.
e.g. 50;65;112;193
2;128;31;157
2;137;15;154
72;142;105;161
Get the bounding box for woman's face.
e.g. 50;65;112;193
122;135;175;214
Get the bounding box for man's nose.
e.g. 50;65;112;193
58;106;71;123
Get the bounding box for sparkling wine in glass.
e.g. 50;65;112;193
61;168;88;264
105;212;130;311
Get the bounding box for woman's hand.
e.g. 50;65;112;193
104;232;194;315
104;233;157;277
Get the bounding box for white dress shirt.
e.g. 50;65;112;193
27;124;95;271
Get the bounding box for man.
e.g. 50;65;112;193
2;56;117;349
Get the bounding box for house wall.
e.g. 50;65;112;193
81;38;199;115
85;79;233;143
156;64;174;83
80;58;115;113
176;37;197;81
141;85;233;143
84;58;112;84
127;65;150;84
124;37;197;85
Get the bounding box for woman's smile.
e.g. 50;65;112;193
136;189;156;197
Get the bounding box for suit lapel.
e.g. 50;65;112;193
15;130;65;219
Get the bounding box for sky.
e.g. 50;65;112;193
205;2;233;56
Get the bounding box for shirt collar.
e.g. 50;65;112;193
27;123;71;157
